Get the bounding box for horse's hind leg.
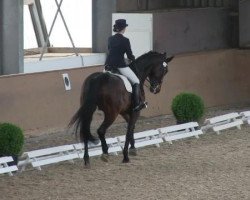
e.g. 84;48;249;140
97;112;118;162
83;138;90;168
79;122;92;167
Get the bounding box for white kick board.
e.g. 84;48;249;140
112;13;153;58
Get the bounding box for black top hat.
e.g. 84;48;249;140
113;19;128;32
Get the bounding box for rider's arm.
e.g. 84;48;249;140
125;38;135;62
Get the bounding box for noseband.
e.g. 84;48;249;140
145;78;162;92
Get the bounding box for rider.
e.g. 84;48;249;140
105;19;146;112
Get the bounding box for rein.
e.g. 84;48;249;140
131;63;151;89
144;78;151;88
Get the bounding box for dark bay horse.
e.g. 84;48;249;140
69;51;174;167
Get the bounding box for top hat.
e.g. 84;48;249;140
113;19;128;32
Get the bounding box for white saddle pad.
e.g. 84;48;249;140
104;71;132;93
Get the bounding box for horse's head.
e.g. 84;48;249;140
131;51;174;94
147;52;174;94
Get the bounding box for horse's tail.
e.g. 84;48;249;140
68;77;98;143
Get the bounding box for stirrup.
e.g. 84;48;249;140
133;102;148;112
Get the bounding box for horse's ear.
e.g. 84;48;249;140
166;56;174;63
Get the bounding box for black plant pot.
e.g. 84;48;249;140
9;155;19;166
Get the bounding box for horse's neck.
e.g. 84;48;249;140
134;61;152;84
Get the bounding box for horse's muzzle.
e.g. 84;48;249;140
150;84;161;94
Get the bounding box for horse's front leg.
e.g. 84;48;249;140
129;133;137;156
123;132;132;163
123;113;138;163
121;113;136;156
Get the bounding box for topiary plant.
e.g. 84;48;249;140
171;92;205;124
0;123;24;157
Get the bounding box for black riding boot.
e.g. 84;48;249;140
132;83;147;112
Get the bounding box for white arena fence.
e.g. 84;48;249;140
0;111;248;176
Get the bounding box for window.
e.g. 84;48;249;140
24;0;92;49
24;5;37;49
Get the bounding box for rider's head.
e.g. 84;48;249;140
113;19;128;34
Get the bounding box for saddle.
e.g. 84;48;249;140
104;66;148;111
103;69;132;93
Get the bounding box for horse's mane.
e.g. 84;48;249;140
136;51;162;62
129;51;162;72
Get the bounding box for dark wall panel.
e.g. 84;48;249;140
239;0;250;47
116;0;169;12
0;0;23;75
92;0;116;53
153;8;231;55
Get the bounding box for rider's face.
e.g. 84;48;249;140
120;28;126;34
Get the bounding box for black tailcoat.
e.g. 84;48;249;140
105;33;135;69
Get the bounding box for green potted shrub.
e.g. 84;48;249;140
171;92;205;124
0;123;24;165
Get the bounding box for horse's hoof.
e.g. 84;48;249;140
129;148;137;156
122;158;130;163
84;162;91;169
100;154;109;162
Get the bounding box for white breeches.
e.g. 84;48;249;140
118;67;140;85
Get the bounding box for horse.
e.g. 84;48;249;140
69;51;174;167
